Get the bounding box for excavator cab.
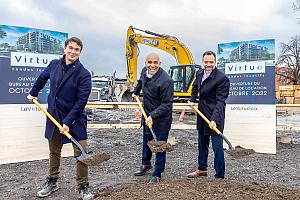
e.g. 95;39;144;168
170;64;201;97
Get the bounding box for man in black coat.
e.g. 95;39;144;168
27;37;94;199
133;53;173;183
187;51;230;179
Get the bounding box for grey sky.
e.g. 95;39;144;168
1;0;299;77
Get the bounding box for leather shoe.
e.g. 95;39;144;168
187;169;208;178
134;165;152;176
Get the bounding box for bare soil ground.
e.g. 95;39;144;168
0;127;300;199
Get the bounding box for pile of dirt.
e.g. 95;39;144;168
147;140;174;152
227;146;256;158
94;178;300;200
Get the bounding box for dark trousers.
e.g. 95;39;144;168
198;129;225;178
141;126;169;178
48;127;89;186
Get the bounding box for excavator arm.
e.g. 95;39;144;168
126;26;200;99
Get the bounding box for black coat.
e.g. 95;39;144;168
190;68;230;136
134;67;173;134
30;57;91;143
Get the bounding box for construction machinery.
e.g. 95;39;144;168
88;76;113;102
88;73;131;102
126;26;201;100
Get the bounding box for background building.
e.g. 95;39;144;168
16;31;63;54
229;43;274;62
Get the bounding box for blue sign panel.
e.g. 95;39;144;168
0;25;68;104
217;39;275;104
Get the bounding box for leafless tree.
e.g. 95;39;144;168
277;36;300;84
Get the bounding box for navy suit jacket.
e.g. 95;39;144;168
134;67;173;134
30;57;91;143
190;67;230;136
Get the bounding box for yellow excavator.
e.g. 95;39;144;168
126;26;201;100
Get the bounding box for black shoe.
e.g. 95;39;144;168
37;177;59;198
78;184;94;200
134;165;152;176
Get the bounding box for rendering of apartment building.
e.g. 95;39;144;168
16;31;63;54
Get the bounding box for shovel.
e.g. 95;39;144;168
191;105;255;158
32;99;110;165
134;96;173;153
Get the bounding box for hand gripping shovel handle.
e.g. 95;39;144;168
32;99;88;157
134;96;158;141
191;105;234;150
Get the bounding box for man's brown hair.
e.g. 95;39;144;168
202;51;216;61
64;37;83;52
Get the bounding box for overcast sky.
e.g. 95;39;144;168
1;0;299;77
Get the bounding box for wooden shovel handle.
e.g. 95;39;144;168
32;99;72;139
134;96;153;128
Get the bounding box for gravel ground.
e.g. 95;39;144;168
0;127;299;199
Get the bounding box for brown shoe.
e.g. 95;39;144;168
187;169;208;178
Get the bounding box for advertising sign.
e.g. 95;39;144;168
0;25;72;164
218;39;276;153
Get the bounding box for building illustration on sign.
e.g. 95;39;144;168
0;25;67;58
217;40;275;69
16;31;64;54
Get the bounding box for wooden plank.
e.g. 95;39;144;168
276;104;300;110
86;102;192;110
87;102;300;111
88;123;196;129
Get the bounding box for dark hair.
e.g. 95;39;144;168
64;37;83;52
202;51;216;61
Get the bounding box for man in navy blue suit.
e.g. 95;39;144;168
27;37;93;200
187;51;230;179
132;53;173;183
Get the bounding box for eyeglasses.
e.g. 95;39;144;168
147;61;159;64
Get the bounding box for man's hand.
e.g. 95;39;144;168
132;93;137;101
209;121;216;130
187;100;196;107
27;94;37;102
146;116;153;127
59;124;69;134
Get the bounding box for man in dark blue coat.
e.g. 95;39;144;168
187;51;230;179
133;53;173;183
27;37;94;199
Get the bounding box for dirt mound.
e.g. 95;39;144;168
226;146;256;158
0;128;299;200
94;178;300;200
